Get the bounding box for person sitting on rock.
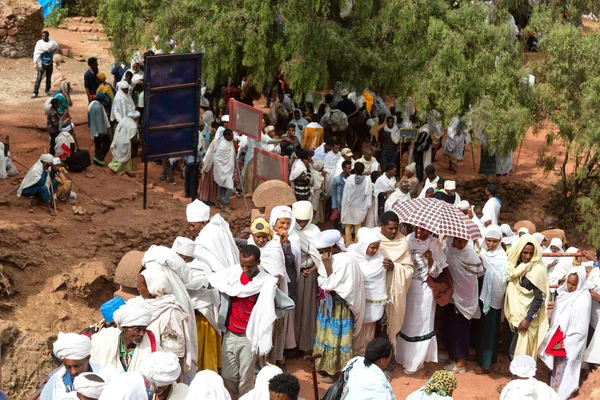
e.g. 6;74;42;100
16;154;58;216
90;302;162;372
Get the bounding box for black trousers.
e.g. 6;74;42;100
414;150;425;183
48;131;59;156
34;64;53;95
94;134;111;164
184;162;199;199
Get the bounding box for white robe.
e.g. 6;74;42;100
500;378;560;400
418;176;439;198
213;139;235;189
54;132;75;158
40;362;104;400
33;38;58;66
374;174;396;196
90;327;162;372
110;87;135;123
110;117;138;163
482;197;501;226
384;188;411;212
445;243;483;320
343;357;395;400
341;175;373;225
323;151;342;197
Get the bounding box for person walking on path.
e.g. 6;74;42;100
32;30;58;98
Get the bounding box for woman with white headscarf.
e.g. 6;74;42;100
98;371;152;400
544;237;564;276
475;225;507;374
111;80;136;123
109;110;140;174
291;201;322;355
442;236;484;374
186;370;231;400
239;364;282;400
350;227;387;352
539;267;591;399
500;224;516;249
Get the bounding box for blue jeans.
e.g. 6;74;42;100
217;186;232;205
33;64;53;96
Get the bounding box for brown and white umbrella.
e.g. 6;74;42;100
391;197;482;240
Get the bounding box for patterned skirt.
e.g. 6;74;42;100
313;292;354;375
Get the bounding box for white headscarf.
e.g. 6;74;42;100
187;199;211;222
140;351;181;387
187;370;231;400
74;373;106;399
548;237;564;252
53;332;92;361
172;236;196;258
314;229;345;250
445;238;483;320
480;225;508;314
98;372;148;400
239;365;282;400
510;355;537;379
113;302;152;328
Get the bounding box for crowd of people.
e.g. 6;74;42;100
12;34;600;400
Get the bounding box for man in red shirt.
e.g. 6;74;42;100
208;245;294;399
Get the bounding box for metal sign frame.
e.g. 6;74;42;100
228;99;263;141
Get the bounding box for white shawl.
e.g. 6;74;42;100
54;131;75;158
213;139;235;189
341;174;373;225
418;176;439;198
110;117;138;163
540;267;590;399
17;160;49;197
289;159;308;182
384;124;400;144
374;174;396;196
33;38;58;66
186;258;221;332
324;150;342;197
500;378;560;400
90;327;161;372
270;206;301;278
248;236;290;293
208;266;279;356
384;188;411;212
39;362;103;400
444;241;483;320
482;197;501;226
110;87;135;123
292;220;322;272
317;252;366;336
201;139;219;174
0;143;6;180
193;214;239;273
344;357;395;400
479;247;508;314
407;233;447;280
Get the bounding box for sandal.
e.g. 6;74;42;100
474;366;490;375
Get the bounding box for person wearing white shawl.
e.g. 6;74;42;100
140;351;189;400
291;201;323;354
482;184;501;226
111;81;136;123
539;267;590;399
54;123;76;160
585;267;600;364
289;150;313;201
500;355;560;400
186;370;231;400
313;229;366;378
32;31;58;98
442;236;484;373
349;227;387;352
323;143;342;197
341;162;373;243
475;226;507;374
91;302;162;372
378;116;400;168
397;227;446;374
418;165;440;199
501;223;517;249
343;338;395;400
239;364;282;400
17;154;56;215
374;164;397;218
109;110;139;173
98;371;150;400
214;129;236;212
208;245;294;398
40;333;103;400
0;141;17;180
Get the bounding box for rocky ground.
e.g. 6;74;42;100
0;21;597;400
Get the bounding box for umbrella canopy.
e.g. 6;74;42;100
391;198;482;240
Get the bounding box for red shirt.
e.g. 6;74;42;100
227;273;258;334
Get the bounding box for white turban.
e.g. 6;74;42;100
40;154;53;163
140;351;181;387
140;267;171;297
292;200;313;221
113;302;152;328
117;81;129;90
172;236;195;258
186;199;210;223
74;373;106;399
53;332;92;361
510;355;537;379
457;200;470;211
444;180;456;191
98;372;148;400
221;114;229;122
187;370;231;400
484;225;502;240
128;110;141;119
314;229;343;250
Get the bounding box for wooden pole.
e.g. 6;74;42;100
514;140;525;173
470;143;476;173
304;353;322;400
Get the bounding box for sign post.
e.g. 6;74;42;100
142;53;202;209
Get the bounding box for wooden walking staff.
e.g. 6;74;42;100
514;139;525;173
470;143;476;173
304;353;322;400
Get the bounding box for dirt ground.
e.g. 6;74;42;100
0;23;593;399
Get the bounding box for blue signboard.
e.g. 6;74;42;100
142;53;202;162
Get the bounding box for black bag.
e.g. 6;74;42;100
65;149;91;172
321;359;357;400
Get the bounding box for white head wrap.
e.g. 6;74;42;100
314;229;344;250
532;232;547;246
172;236;196;258
140;351;181;387
548;237;564;252
52;157;62;165
98;371;148;400
117;81;130;90
510;355;537;379
269;206;296;233
444;180;456;191
292;200;313;221
457;200;470;211
187;370;231;400
500;224;515;237
53;332;92;361
186;199;211;223
140;268;171;297
128;110;141;119
243;364;282;400
112;302;152;328
40;154;53;163
221;115;229;122
518;227;530;236
74;373;106;399
484;225;502;240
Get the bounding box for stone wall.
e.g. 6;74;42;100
0;1;44;59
